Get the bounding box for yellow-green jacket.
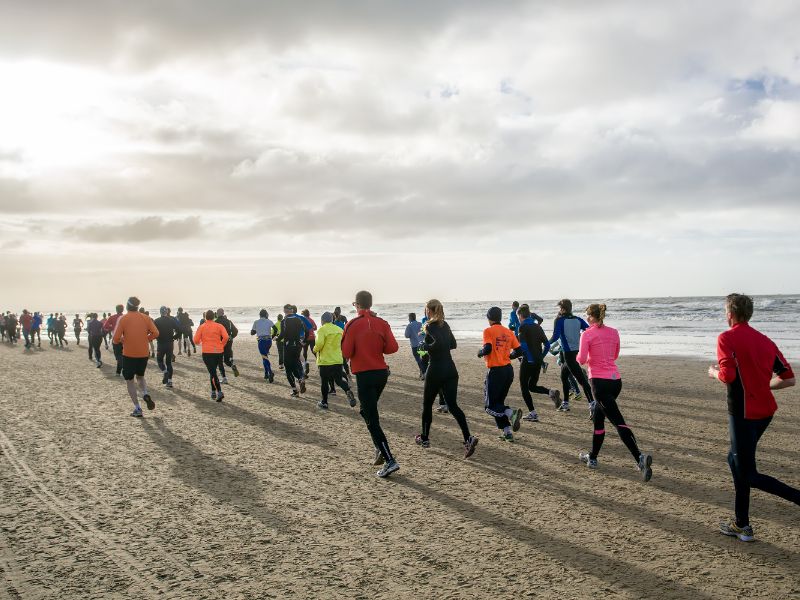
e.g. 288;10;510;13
314;322;344;366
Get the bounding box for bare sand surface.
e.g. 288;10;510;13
1;337;798;599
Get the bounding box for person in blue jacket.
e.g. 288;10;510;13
548;298;595;415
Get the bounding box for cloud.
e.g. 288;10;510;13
64;216;202;243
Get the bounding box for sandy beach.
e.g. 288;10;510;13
1;338;798;599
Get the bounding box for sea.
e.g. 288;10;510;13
170;295;799;361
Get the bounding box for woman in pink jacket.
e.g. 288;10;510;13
194;310;229;402
577;303;653;482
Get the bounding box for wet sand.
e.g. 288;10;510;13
1;338;798;599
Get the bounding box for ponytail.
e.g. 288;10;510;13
586;303;607;325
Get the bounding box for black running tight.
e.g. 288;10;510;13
589;378;640;462
202;353;223;392
421;367;470;442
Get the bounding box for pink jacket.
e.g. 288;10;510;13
577;324;621;380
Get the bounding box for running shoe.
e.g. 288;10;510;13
572;391;583;402
511;408;523;432
279;365;284;370
211;390;217;400
162;372;169;385
290;389;300;398
318;401;328;410
464;436;478;459
719;520;754;542
232;364;240;377
268;372;274;383
222;377;229;384
299;379;306;394
166;380;173;389
637;453;653;482
96;361;102;368
264;373;269;380
143;394;155;411
329;389;337;396
549;389;561;409
588;400;597;421
130;407;143;418
498;432;514;442
522;411;539;422
559;400;571;412
435;404;449;414
541;362;548;374
419;372;425;381
376;459;400;478
304;362;310;377
373;449;385;466
579;451;598;469
346;389;357;407
216;392;224;403
414;434;430;448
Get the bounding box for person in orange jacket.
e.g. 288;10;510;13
194;309;230;402
112;296;160;417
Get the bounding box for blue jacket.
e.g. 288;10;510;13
549;315;589;353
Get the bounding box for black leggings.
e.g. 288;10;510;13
356;369;394;462
303;339;315;361
88;335;103;361
113;342;124;374
519;359;550;412
484;364;514;429
421;364;470;442
284;343;304;388
728;414;800;527
320;364;350;402
157;341;174;379
202;353;223;392
562;351;594;403
589;378;640;462
223;340;234;368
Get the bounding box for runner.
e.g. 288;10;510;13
404;312;425;379
333;306;348;329
112;297;159;417
194;309;229;402
300;309;317;377
46;313;55;345
313;312;356;409
176;307;196;355
215;308;239;378
414;299;478;458
708;293;798;542
154;306;181;388
516;305;561;422
577;303;652;482
342;290;400;477
277;305;307;396
86;313;104;367
508;300;521;336
272;314;285;370
73;314;84;345
31;312;42;348
250;309;275;382
54;315;67;346
419;314;449;413
20;310;32;349
104;305;125;375
549;299;595;414
478;306;523;442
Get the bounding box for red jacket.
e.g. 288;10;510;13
103;313;123;334
341;310;399;374
717;322;794;419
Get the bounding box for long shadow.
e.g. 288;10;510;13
140;419;291;532
169;387;341;455
429;444;799;565
390;476;716;600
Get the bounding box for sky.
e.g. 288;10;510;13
1;1;799;309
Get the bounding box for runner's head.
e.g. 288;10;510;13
354;290;372;310
259;309;268;318
277;313;283;321
426;299;445;325
301;309;310;317
321;311;333;324
585;303;606;326
486;306;502;324
116;304;124;314
726;293;753;325
160;306;169;317
204;309;215;321
283;303;294;315
512;301;519;310
126;297;140;312
216;308;225;317
517;305;530;320
408;312;416;322
557;299;572;316
334;306;341;316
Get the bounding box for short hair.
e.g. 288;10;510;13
726;293;753;323
512;301;520;309
517;305;530;319
355;290;373;309
204;309;215;321
558;298;572;315
409;312;416;321
259;309;268;318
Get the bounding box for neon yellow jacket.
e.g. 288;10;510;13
314;323;344;366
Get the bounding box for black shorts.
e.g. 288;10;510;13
122;356;149;380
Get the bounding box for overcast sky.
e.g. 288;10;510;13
1;1;798;309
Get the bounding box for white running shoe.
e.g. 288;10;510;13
222;377;229;384
522;411;539;422
579;451;597;468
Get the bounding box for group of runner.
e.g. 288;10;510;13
4;292;796;540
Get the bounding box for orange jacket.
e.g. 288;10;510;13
193;321;229;354
112;311;160;358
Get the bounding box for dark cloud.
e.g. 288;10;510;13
65;216;201;243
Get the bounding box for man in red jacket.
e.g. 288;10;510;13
708;293;798;542
342;290;400;477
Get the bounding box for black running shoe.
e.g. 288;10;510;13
143;394;155;411
232;364;239;377
268;372;274;383
299;379;306;394
216;392;224;403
